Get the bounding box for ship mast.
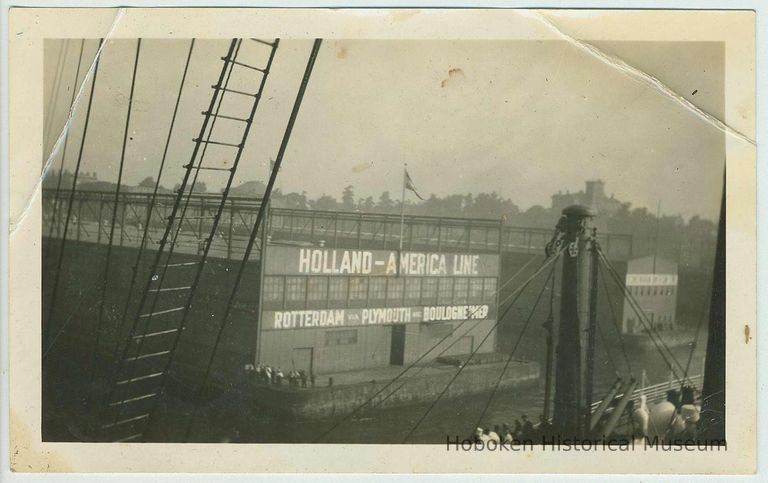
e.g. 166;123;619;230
700;175;725;441
552;204;593;438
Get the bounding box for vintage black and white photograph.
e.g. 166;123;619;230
6;6;757;475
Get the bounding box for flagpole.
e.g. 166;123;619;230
399;163;407;254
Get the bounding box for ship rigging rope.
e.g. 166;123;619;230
100;39;243;431
472;256;559;433
44;38;105;347
655;281;712;439
372;253;544;409
596;247;692;386
313;250;563;442
166;40;240;247
162;38;244;244
683;277;712;381
112;39;197;358
89;40;143;407
182;39;319;442
597;248;687;382
105;39;242;430
118;38;241;367
132;38;241;325
45;39;86;260
657;279;712;441
542;249;557;419
595;305;621;379
402;250;563;443
43;285;98;359
44;40;69;152
596;258;633;376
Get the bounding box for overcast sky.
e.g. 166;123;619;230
44;39;724;220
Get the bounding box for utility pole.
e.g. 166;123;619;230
553;204;593;438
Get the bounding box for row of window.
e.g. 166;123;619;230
262;275;498;310
627;285;676;297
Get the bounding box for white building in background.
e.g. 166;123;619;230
621;255;678;335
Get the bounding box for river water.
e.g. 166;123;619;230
144;337;708;444
42;322;708;443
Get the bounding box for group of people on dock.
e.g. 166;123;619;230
244;364;316;388
472;385;701;444
473;414;545;443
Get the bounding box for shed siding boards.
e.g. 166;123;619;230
621;256;679;334
257;318;497;375
405;319;496;364
258;325;392;374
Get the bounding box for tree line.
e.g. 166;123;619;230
43;170;718;251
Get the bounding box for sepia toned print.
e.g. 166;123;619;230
8;8;756;473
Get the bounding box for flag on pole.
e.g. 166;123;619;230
404;168;424;200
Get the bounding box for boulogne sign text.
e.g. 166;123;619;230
263;304;493;330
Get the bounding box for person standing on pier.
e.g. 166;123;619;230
299;370;308;388
521;415;534;439
488;426;500;443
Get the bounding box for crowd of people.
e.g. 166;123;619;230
472;385;701;444
473;414;547;443
244;364;316;388
628;385;701;440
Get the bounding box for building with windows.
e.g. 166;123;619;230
256;244;501;375
621;255;678;334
